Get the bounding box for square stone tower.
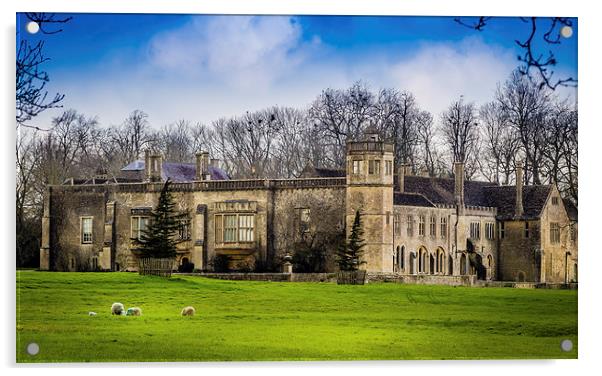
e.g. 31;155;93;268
345;127;394;272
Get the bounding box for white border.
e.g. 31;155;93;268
3;1;600;375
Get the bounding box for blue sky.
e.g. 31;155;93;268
16;13;578;129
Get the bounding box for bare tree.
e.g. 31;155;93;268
270;107;310;178
541;101;578;204
455;16;577;90
108;110;155;166
479;102;520;184
440;98;480;169
416;111;445;176
496;70;551;184
16;13;72;129
375;90;422;170
159;120;193;162
308;82;375;168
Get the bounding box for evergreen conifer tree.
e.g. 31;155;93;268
133;179;189;258
337;210;366;271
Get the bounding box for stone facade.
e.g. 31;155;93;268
40;130;577;283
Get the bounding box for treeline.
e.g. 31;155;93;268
16;69;577;267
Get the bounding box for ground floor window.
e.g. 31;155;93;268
131;216;149;240
215;213;255;243
81;217;93;244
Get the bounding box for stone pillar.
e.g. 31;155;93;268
39;188;51;270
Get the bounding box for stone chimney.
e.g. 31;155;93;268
398;164;411;192
398;166;405;193
149;153;163;182
454;162;465;211
515;161;524;218
144;149;151;181
196;151;210;180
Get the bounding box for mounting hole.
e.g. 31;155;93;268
26;342;40;356
560;26;573;39
561;339;573;352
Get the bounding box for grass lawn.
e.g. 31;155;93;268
16;271;577;362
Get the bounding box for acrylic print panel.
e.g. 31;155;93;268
15;12;578;362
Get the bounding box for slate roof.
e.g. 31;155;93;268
563;198;578;221
481;185;552;220
120;160;230;182
393;192;435;207
401;175;496;207
298;165;346;178
397;174;556;220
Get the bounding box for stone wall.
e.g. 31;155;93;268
366;272;477;286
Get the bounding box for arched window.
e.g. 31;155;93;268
460;254;467;275
400;246;405;271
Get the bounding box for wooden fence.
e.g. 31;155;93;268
336;270;367;285
138;258;175;277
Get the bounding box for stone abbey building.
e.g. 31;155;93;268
40;130;578;283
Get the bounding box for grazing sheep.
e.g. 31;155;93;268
126;307;142;316
88;312;97;316
111;302;125;316
181;306;195;316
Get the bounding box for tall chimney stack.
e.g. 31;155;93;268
196;151;210;180
454;162;465;214
149;153;163;182
144;149;151;181
515;161;524;218
398;165;406;193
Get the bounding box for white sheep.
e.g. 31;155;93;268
111;302;125;316
181;306;196;316
126;307;142;316
89;312;97;316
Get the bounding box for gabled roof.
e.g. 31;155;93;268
120;160;229;182
401;175;496;207
398;174;556;220
482;185;552;220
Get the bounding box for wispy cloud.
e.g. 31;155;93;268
385;37;517;115
36;18;542;129
147;16;319;89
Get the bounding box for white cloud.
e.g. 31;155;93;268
147;16;314;89
35;27;527;131
384;37;517;117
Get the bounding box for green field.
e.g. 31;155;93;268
16;271;577;362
